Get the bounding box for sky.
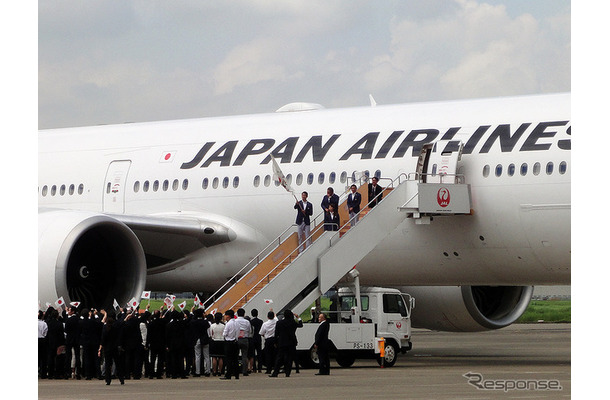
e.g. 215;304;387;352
38;0;571;129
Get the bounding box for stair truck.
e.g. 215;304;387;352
295;270;415;368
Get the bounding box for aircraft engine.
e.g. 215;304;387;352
403;285;534;332
39;209;146;310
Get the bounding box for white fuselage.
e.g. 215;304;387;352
38;93;571;291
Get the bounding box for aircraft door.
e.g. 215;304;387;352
103;160;132;214
425;141;463;183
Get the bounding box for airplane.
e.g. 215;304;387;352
38;92;570;332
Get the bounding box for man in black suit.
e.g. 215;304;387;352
321;187;339;215
314;313;331;375
250;309;263;373
368;176;383;207
270;310;303;377
295;191;314;251
323;204;340;231
346;184;362;226
64;306;81;379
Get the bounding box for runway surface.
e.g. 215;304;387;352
38;323;570;399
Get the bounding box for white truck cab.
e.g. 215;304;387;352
296;279;415;368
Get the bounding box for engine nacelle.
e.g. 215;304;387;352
403;285;533;332
39;209;146;310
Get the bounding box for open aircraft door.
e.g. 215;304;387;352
419;141;464;184
103;160;132;214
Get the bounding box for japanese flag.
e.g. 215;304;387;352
194;294;204;308
141;291;151;300
177;301;186;311
127;297;139;309
69;301;81;308
271;156;294;193
264;299;274;305
210;308;218;315
163;297;174;308
160;151;176;163
113;299;120;311
166;294;176;301
54;297;65;308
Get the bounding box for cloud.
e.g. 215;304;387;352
38;0;570;128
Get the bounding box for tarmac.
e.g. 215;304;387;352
38;323;571;400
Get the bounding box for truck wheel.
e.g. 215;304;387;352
335;351;355;368
377;342;398;367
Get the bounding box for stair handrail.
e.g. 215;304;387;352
204;223;299;307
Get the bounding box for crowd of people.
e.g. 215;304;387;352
38;303;329;385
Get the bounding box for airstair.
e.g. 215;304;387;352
204;142;472;317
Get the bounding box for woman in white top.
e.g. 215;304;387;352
209;312;225;376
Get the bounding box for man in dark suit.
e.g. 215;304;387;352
314;313;331;375
295;191;314;251
270;310;303;377
346;184;362;226
321;187;339;215
250;309;263;373
323;204;340;231
64;306;81;379
368;176;383;207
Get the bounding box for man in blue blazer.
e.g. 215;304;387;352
295;191;313;251
346;184;362;226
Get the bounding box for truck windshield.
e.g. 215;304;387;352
383;294;408;317
340;295;369;311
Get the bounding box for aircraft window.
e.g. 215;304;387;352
508;164;515;176
351;171;357;183
172;179;179;191
233;177;239;188
495;164;502;177
153;180;160;192
78;184;84;195
105;182;111;194
364;170;370;180
60;185;66;196
431;164;437;176
375;170;382;179
482;165;490;178
307;173;314;185
42;185;48;197
69;184;75;195
51;185;57;196
274;176;280;186
264;175;271;187
212;177;219;189
223;177;229;188
134;181;140;193
520;163;528;176
329;172;336;184
318;172;325;185
340;171;347;184
546;162;554;175
202;178;209;189
253;175;260;187
296;173;303;185
182;179;189;190
286;174;293;186
163;180;169;191
559;161;567;175
533;162;541;176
